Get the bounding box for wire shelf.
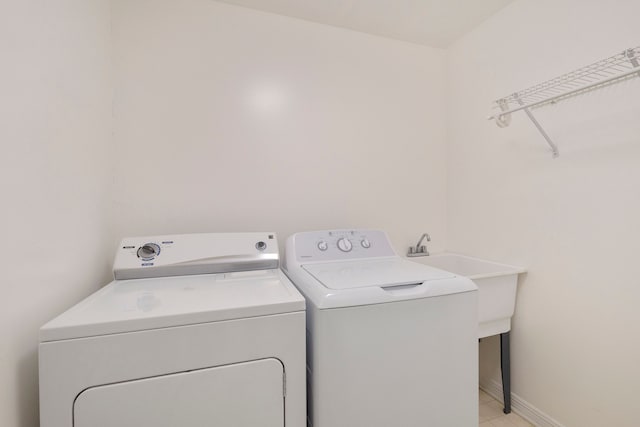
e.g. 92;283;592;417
488;46;640;158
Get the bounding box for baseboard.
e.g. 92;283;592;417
480;379;566;427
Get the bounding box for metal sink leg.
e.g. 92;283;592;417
500;331;511;414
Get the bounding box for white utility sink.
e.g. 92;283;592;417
410;253;525;338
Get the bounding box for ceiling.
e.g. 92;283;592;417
217;0;514;48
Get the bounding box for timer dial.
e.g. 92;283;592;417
337;238;353;252
137;243;160;261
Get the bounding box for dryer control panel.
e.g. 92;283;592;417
114;232;279;280
288;229;396;263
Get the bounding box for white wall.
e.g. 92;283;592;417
0;1;113;426
10;2;637;426
447;1;640;425
110;0;448;254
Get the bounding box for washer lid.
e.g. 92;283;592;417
294;258;476;309
303;258;455;290
40;270;304;342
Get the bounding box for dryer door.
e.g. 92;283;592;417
73;358;284;427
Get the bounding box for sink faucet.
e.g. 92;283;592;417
407;233;430;257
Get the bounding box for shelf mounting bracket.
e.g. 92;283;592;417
628;48;640;77
514;95;559;158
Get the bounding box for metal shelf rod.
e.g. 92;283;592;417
487;66;640;121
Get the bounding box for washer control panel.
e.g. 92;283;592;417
291;229;396;263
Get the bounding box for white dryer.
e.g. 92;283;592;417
284;229;478;427
39;232;305;427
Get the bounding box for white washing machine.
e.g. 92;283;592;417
40;232;306;427
284;229;478;427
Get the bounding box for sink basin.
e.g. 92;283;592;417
409;253;525;338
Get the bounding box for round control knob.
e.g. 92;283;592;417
317;240;328;251
337;238;353;252
137;243;160;261
361;239;371;248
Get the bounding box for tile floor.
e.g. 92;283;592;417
479;389;533;427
